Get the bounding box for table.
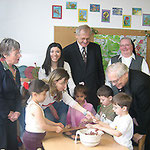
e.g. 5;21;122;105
43;130;128;150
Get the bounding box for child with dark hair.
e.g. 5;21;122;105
87;92;133;150
95;85;115;124
22;79;64;150
66;84;96;128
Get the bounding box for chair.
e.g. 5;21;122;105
134;135;146;150
138;135;146;150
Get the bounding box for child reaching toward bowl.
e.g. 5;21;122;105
95;85;116;124
66;84;96;128
82;85;115;125
22;79;64;150
86;92;133;150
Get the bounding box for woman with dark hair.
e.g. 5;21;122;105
38;43;75;125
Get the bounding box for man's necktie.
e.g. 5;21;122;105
82;47;87;63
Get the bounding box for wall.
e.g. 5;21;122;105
0;0;150;66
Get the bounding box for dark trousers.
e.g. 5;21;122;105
23;131;46;150
0;118;18;150
145;127;150;150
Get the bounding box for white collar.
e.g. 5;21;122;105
118;53;136;60
77;41;87;52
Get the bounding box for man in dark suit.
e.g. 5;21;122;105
63;25;105;110
106;62;150;150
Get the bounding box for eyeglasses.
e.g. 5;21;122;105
109;78;120;85
108;74;125;85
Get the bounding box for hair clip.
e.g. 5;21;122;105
79;82;85;85
23;82;29;90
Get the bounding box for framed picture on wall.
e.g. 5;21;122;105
143;14;150;26
112;8;122;16
52;5;62;19
101;9;110;23
78;9;88;22
132;8;142;15
66;2;77;9
123;15;131;28
90;4;100;12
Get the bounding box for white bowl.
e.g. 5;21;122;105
75;128;103;147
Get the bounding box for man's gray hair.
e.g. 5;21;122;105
106;62;129;78
76;24;92;35
0;38;20;56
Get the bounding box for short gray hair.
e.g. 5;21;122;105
0;38;20;56
106;62;129;78
76;24;92;35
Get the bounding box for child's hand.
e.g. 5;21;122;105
86;123;94;129
92;124;103;131
56;126;63;133
81;118;88;123
92;116;99;124
65;124;71;129
56;122;64;128
85;111;94;120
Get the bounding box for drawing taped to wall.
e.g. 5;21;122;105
66;2;77;9
132;8;142;15
112;8;123;16
143;14;150;26
90;4;100;12
78;9;88;22
123;15;131;28
101;9;110;23
52;5;62;19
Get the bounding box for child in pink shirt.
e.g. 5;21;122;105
66;84;96;128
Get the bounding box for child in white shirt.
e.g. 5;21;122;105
22;79;64;150
87;92;133;150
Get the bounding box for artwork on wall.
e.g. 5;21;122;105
132;8;142;15
143;14;150;26
112;8;123;16
123;15;131;28
52;5;62;19
66;2;77;9
78;9;88;22
101;9;110;23
90;4;100;12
